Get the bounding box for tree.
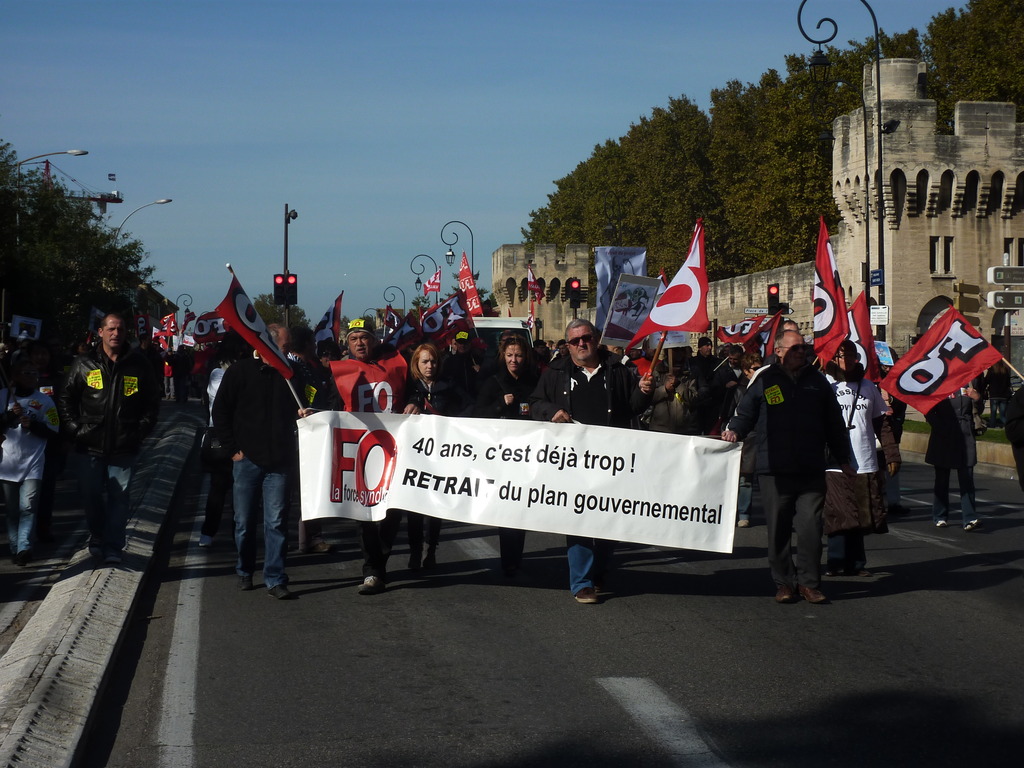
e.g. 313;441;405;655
252;292;309;329
1;140;157;343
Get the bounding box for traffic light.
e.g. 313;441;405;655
767;283;780;313
567;277;583;308
273;273;298;305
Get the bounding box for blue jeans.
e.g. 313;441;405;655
989;398;1008;427
232;457;290;588
81;454;134;558
932;466;978;527
737;474;753;522
566;536;614;595
2;478;39;554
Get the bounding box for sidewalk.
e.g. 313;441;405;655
0;404;202;768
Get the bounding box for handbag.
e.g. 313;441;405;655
200;426;233;466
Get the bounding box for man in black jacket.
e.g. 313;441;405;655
530;318;652;604
58;313;161;564
212;326;307;599
723;329;854;604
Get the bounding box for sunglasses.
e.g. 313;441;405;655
567;334;595;347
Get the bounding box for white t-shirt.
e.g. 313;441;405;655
830;377;887;474
0;388;59;483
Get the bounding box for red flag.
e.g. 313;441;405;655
423;268;442;296
382;305;403;335
134;314;152;341
215;274;293;379
420;291;474;346
314;292;345;345
758;312;786;358
626;219;708;349
527;264;543;304
847;292;881;381
192;311;227;343
717;314;774;354
812;216;850;364
382;311;423;350
161;312;178;335
458;253;483;316
879;307;1002;415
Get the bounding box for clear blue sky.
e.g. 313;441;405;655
2;0;956;324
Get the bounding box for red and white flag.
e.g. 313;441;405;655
879;307;1002;415
423;268;442;297
383;311;423;351
626;219;708;349
812;216;850;364
215;272;293;379
527;264;543;304
192;311;227;343
458;253;483;316
382;305;403;335
161;312;178;336
717;314;774;354
314;292;345;345
847;292;881;381
420;291;474;346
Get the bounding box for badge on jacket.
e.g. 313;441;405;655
764;384;784;405
86;369;104;389
123;376;139;397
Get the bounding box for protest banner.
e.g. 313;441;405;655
298;411;741;554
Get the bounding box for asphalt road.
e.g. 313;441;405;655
82;439;1024;768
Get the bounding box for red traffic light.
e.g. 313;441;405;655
767;283;780;297
274;274;285;285
568;278;581;290
286;274;297;285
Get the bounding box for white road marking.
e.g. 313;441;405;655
597;677;729;767
157;513;206;768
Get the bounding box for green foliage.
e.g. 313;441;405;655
252;292;309;329
1;143;156;343
520;3;1008;281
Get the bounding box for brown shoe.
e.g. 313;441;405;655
775;584;798;604
798;585;828;604
573;587;599;604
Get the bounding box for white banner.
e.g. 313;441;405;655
298;412;740;554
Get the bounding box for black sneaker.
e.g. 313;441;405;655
267;584;294;600
238;574;254;591
14;550;31;567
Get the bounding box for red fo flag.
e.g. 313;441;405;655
847;292;881;381
382;305;403;335
812;216;850;364
314;292;345;345
717;314;774;354
879;307;1002;415
215;273;293;379
627;219;708;349
420;291;474;346
192;311;227;343
527;264;543;304
161;312;178;335
458;253;483;316
382;311;423;351
423;268;442;296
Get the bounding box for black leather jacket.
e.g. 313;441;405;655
58;347;161;456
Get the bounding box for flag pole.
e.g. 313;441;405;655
649;331;668;372
1002;355;1024;382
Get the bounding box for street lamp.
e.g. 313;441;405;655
411;253;439;301
175;293;193;335
441;220;474;273
15;149;89;241
798;0;890;340
383;285;406;315
114;199;173;240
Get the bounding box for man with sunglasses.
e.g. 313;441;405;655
722;329;854;605
530;318;653;604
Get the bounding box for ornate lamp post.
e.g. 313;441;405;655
383;285;406;315
441;220;474;273
411;253;439;303
798;0;892;340
174;293;193;335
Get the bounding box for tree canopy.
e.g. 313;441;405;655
521;0;1016;282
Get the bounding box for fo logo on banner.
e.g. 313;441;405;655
330;427;398;507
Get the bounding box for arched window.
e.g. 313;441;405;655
547;277;561;302
504;277;517;306
915;169;929;216
938;170;955;214
988;171;1005;217
890;169;907;224
962;170;979;214
1014;172;1024;216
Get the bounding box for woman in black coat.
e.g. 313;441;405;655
926;386;982;530
473;336;539;576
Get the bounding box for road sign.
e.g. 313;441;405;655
869;269;884;287
869;305;890;326
987;266;1024;284
744;307;769;315
987;291;1024;309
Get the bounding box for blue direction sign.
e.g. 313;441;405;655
869;269;884;287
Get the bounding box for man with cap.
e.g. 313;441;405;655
441;330;482;408
328;320;418;594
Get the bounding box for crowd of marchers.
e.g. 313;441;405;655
1;315;1022;605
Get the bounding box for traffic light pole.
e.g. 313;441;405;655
283;204;297;327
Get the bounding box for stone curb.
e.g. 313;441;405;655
0;414;199;768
